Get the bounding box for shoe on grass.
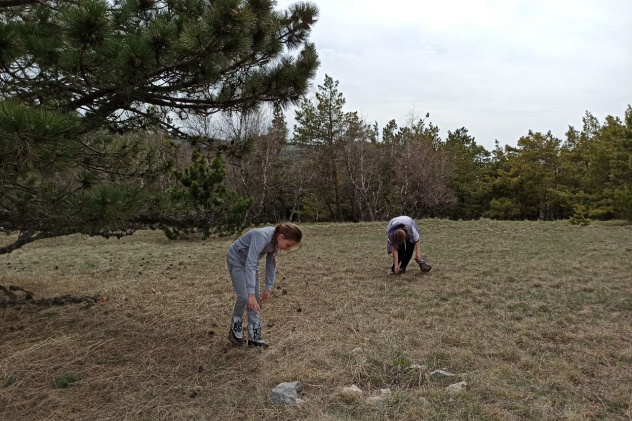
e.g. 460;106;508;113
247;322;269;348
229;316;244;344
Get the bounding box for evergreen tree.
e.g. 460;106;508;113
488;131;563;220
0;0;319;253
443;127;491;219
294;75;348;221
165;150;253;238
580;108;632;220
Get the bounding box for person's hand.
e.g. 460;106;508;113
261;290;272;304
415;252;422;262
394;264;400;274
248;294;260;315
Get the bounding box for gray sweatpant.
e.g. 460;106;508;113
227;256;261;326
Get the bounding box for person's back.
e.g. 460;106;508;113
386;216;421;274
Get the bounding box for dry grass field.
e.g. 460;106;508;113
1;219;631;421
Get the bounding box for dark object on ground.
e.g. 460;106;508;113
415;258;432;273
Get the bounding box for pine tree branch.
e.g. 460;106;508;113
64;87;118;113
0;231;54;255
0;0;39;9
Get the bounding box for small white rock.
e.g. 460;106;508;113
366;388;391;404
445;381;468;395
350;347;363;354
409;364;426;370
429;369;456;378
419;397;431;406
341;384;363;397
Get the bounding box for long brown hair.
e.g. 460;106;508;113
271;222;303;266
394;225;408;245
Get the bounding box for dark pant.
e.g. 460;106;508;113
391;241;415;272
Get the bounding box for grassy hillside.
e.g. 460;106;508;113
1;220;631;420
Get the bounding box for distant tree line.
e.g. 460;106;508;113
217;76;632;225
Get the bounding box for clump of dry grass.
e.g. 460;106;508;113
1;220;631;420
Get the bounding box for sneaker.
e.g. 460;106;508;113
229;316;244;343
247;322;269;348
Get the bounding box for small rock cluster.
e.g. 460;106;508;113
341;384;392;403
269;355;470;406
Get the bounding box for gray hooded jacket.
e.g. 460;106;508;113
227;227;276;295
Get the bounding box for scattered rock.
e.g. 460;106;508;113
366;388;391;403
419;397;431;406
409;364;426;370
350;347;363;354
270;381;304;406
341;384;363;397
445;381;468;395
429;369;455;379
296;307;302;312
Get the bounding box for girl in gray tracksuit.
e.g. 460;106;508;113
227;223;302;347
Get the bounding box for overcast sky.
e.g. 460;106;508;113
275;0;632;150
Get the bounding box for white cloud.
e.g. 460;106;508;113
276;0;632;149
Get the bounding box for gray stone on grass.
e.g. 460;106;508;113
429;369;456;379
419;397;431;406
270;381;304;406
341;384;363;397
366;388;392;403
445;381;468;395
408;364;426;370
